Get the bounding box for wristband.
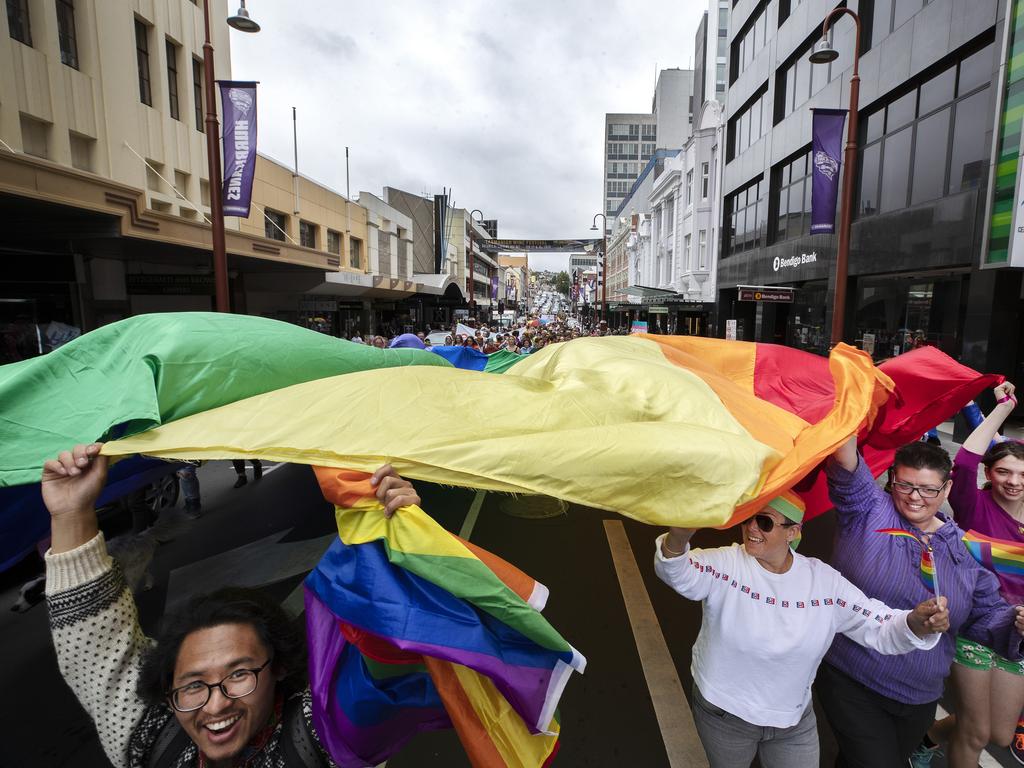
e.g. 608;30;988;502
997;394;1018;406
662;539;686;557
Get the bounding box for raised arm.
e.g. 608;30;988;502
831;435;859;473
43;444;151;768
653;528;722;602
962;382;1016;455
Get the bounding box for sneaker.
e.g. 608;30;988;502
233;475;247;489
1012;716;1024;765
907;742;942;768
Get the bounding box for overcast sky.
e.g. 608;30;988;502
229;1;704;271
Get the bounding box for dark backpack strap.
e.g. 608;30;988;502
280;695;329;768
146;716;192;768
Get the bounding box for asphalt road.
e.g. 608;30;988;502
0;454;1017;767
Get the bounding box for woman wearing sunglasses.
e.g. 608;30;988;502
654;492;949;768
912;382;1024;768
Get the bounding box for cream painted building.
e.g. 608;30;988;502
0;0;430;356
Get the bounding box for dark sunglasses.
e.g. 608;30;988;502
752;514;798;533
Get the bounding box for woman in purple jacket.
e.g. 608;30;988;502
816;435;1024;768
913;381;1024;767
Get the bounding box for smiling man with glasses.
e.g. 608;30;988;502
817;437;1024;768
41;442;420;768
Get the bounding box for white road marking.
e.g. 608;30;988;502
459;489;487;540
260;462;285;476
603;520;709;767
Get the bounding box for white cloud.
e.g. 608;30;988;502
229;0;704;271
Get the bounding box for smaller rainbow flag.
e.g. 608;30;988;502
920;546;937;593
875;528;940;597
962;530;1024;577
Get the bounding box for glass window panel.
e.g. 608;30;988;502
958;42;995;96
865;110;884;143
781;161;791;185
794;57;809;109
919;67;955;115
880;126;912;212
788;179;804;232
804;175;813;215
886;91;916;132
777;186;789;241
911;107;950;204
751;98;761;143
859;143;881;216
785;64;796;116
949;87;990;191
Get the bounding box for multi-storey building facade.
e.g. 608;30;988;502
603;112;657;232
718;0;1022;381
0;0;436;355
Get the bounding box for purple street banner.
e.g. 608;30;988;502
490;275;499;300
219;81;258;218
810;108;847;235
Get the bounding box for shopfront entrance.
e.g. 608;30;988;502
852;273;967;361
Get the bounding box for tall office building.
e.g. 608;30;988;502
603;113;657;233
603;69;694;235
717;0;1021;380
695;1;730;108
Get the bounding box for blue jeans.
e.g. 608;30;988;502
691;684;819;768
176;465;200;503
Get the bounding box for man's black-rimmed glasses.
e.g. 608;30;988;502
168;658;273;712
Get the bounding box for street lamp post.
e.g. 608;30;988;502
808;8;860;347
203;1;260;312
469;209;484;320
590;213;608;326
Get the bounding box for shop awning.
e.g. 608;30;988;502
622;285;677;299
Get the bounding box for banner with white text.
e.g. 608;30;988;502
219;81;258;218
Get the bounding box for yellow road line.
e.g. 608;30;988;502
603;519;708;768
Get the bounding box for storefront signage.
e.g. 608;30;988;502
299;298;343;312
725;319;737;340
648;306;669;314
772;252;817;272
738;286;794;303
126;274;214;295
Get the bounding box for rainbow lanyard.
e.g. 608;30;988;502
875;528;940;598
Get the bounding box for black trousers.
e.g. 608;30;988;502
816;662;937;768
231;459;262;474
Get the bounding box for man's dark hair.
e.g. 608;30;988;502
137;587;307;705
893;441;953;482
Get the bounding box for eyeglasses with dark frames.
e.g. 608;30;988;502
168;657;273;712
887;470;948;499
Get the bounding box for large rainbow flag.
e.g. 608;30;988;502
0;312;999;526
305;467;574;766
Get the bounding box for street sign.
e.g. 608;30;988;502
738;286;794;303
126;274;214;295
648;306;669;314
